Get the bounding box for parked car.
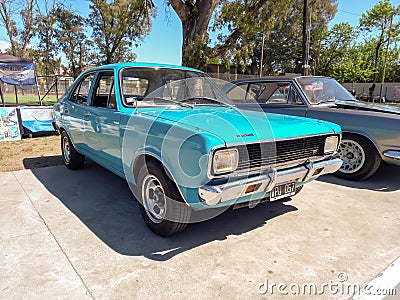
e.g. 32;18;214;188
53;63;342;236
224;76;400;180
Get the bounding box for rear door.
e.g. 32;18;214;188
83;70;123;173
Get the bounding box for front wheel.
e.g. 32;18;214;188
335;134;381;181
61;131;85;170
137;161;192;237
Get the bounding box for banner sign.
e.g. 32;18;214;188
19;107;55;133
0;62;36;86
0;107;21;141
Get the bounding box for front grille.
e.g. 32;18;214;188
234;135;326;171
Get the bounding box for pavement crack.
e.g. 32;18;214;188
12;172;95;300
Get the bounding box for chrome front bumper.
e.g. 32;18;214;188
199;158;343;206
383;150;400;160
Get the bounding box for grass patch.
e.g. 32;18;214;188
1;93;58;106
0;135;62;172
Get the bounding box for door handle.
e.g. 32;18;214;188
84;110;91;116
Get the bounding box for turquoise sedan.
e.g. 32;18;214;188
53;62;343;236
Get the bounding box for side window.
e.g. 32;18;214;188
71;73;95;104
255;82;303;105
288;87;304;105
248;84;265;102
92;72;115;108
226;84;248;103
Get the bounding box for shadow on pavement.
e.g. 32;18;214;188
31;163;297;261
318;163;400;192
23;155;64;169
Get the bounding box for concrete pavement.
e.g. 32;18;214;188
0;162;399;299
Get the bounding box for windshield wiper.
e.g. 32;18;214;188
182;96;234;108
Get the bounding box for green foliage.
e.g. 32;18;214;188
182;36;211;69
88;0;156;65
34;1;59;76
54;8;91;77
358;0;400;82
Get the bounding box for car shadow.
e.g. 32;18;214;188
23;155;64;169
30;162;298;261
317;163;400;192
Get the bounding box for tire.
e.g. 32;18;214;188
61;131;85;170
335;134;381;181
137;161;192;237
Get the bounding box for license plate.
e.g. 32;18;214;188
270;182;296;201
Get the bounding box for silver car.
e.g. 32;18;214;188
224;76;400;180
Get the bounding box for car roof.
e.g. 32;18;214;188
87;62;202;73
230;76;332;84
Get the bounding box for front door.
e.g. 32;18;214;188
83;71;122;173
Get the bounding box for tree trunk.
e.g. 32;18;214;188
170;0;219;69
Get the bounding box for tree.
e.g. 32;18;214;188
0;0;35;57
54;8;92;77
34;0;61;75
316;22;354;75
359;0;400;89
88;0;155;65
169;0;281;69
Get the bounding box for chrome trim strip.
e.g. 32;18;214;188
199;158;343;206
383;150;400;160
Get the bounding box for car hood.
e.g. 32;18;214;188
142;107;339;145
333;101;400;115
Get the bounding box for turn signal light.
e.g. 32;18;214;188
312;168;324;176
245;184;256;194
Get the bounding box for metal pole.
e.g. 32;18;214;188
379;14;393;103
55;75;59;100
302;0;310;76
0;82;5;107
260;33;265;77
14;85;18;105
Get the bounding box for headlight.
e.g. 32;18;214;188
212;148;239;175
324;136;339;154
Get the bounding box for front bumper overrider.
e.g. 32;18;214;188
199;158;343;206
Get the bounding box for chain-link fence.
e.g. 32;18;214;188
0;75;74;107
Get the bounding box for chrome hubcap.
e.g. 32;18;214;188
142;174;166;223
337;139;365;173
62;136;71;163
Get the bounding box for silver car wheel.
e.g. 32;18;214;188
337;139;366;174
142;174;167;224
62;136;71;163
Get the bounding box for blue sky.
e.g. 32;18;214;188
0;0;394;65
131;0;390;65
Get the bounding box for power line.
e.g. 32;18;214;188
337;9;362;17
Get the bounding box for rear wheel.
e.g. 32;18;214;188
61;131;85;170
335;134;381;181
137;161;192;237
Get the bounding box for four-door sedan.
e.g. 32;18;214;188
225;76;400;180
53;63;343;236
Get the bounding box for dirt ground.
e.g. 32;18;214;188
0;135;62;172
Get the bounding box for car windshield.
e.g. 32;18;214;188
121;67;233;108
296;77;356;104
